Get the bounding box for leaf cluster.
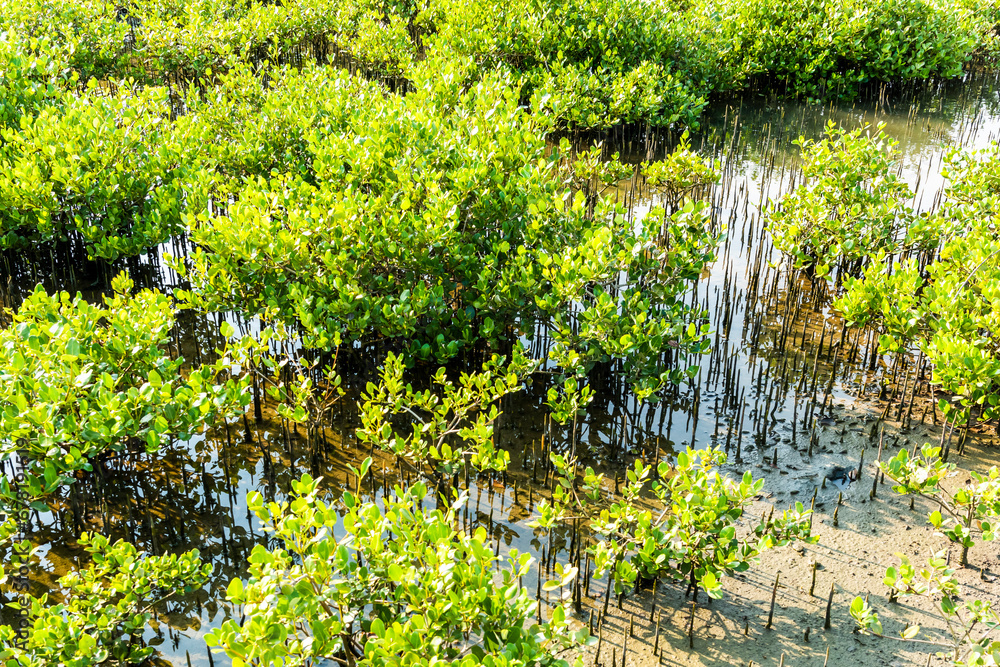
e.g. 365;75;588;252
557;448;816;601
0;272;251;501
206;474;588;667
0;531;211;666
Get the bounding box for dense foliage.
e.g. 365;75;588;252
0;531;211;666
0;0;995;134
173;62;720;398
0;272;250;500
207;474;588;667
1;1;999;665
413;0;720;129
714;0;984;99
0;0;993;263
0;85;190;259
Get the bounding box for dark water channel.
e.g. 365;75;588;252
4;71;1000;666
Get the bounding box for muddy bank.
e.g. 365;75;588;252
568;397;999;667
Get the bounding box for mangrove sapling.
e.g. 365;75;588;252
642;131;722;214
878;444;1000;566
356;349;535;498
835;142;1000;422
207;474;589;667
0;530;211;666
652;449;818;602
768;121;914;281
851;551;1000;666
545;370;595;480
248;321;347;456
0;273;252;505
561;448;816;606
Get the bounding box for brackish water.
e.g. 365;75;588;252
3;71;1000;666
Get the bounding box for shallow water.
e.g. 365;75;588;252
3;70;1000;665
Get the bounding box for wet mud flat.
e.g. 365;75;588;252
568;398;1000;667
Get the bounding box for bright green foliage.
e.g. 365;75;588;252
639;449;816;597
418;0;720;129
642;132;721;210
175;63;720;397
0;0;994;139
0;0;718;129
768;122;913;279
773;130;1000;434
0;273;251;500
838;245;1000;417
834;258;925;355
356;351;531;484
231;320;348;452
852;552;1000;666
539;448;816;601
714;0;980;99
0;34;78;130
0;532;211;666
265;356;344;451
0;85;185;258
0;0;993;261
169;63;383;189
0;0;414;84
835;142;1000;417
206;474;588;667
956;0;1000;59
879;444;1000;565
0;61;372;259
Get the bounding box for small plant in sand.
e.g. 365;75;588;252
851;551;1000;666
879;444;1000;566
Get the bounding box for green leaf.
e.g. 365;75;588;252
227;578;245;601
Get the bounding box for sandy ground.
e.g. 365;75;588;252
565;400;1000;667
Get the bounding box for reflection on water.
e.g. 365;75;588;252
2;71;1000;665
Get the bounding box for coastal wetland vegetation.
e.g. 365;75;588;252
2;1;1000;666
